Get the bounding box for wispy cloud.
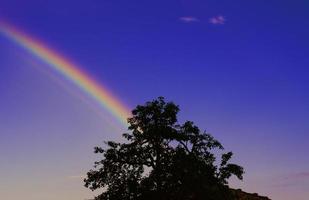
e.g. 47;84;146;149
293;172;309;179
179;16;199;23
209;15;226;25
271;172;309;188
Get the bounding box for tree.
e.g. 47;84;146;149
84;97;244;200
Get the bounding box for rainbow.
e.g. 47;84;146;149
0;21;131;127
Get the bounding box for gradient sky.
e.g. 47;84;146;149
1;1;309;200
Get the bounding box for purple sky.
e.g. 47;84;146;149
1;1;309;199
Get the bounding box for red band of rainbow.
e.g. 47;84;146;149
0;21;131;127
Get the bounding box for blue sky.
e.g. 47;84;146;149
0;1;309;199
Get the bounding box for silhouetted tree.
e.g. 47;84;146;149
84;97;244;200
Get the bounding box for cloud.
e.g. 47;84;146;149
293;172;309;179
179;16;199;23
281;172;309;181
209;15;226;25
271;172;309;188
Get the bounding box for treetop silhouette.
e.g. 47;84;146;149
84;97;244;200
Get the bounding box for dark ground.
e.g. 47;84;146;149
231;189;271;200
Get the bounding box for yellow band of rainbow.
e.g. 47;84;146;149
0;21;131;127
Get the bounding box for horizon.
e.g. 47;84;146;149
1;1;309;200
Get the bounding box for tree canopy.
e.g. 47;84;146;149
84;97;244;200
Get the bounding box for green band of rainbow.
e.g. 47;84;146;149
0;21;131;127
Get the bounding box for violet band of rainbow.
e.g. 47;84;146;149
0;21;131;127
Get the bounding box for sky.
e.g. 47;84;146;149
0;0;309;199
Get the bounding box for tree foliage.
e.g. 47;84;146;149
84;97;244;200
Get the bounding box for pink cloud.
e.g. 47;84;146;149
179;16;199;23
209;15;226;25
290;172;309;179
271;172;309;188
